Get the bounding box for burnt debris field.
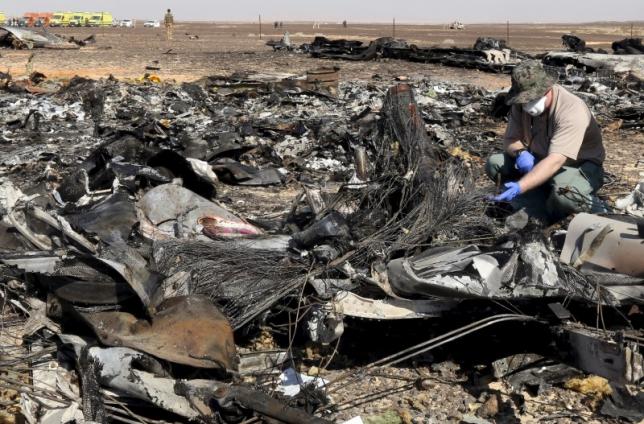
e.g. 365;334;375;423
0;22;643;424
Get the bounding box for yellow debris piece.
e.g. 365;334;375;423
564;375;612;399
449;146;479;163
135;74;162;84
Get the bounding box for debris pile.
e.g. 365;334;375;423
612;37;644;55
561;34;607;53
0;67;642;423
545;35;644;81
269;35;531;73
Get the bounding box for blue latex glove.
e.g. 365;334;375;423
515;150;535;174
493;182;521;202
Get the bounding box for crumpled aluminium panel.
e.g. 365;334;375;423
0;26;79;49
387;242;577;301
561;213;644;278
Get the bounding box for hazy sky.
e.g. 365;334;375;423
3;0;643;23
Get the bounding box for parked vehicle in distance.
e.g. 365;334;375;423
50;12;73;27
0;12;6;25
30;13;53;27
69;12;91;27
143;20;160;28
120;19;135;28
88;12;113;27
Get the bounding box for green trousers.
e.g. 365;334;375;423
486;153;606;222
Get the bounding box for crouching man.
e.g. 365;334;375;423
487;61;606;222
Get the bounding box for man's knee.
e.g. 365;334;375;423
548;177;596;217
548;188;584;215
548;167;592;211
485;153;508;181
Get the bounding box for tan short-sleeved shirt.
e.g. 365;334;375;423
503;85;605;165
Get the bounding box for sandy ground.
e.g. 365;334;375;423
0;22;641;82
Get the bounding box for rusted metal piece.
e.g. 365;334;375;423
304;67;340;96
216;385;331;424
80;295;238;370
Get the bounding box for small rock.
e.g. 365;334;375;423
476;394;499;419
461;414;492;424
398;409;413;424
431;361;460;380
363;410;403;424
416;379;433;391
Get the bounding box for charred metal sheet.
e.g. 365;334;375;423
542;52;644;80
31;241;161;309
612;38;644;55
89;346;205;419
562;34;593;53
0;251;61;273
474;37;508;51
291;211;350;248
302;36;523;73
64;192;138;242
553;323;643;385
387;246;498;299
25;206;97;253
386;240;599;301
36;256;136;305
308;36;364;51
174;379;331;423
147;150;217;199
97;240;163;312
406;47;516;72
0;26;79;49
80;295;238;370
214;385;331;424
210;158;283;186
238;350;290;375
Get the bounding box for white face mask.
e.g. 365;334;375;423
523;95;548;116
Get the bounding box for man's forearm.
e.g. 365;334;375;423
518;153;567;193
504;140;525;157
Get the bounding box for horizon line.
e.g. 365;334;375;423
1;12;642;26
126;19;644;25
